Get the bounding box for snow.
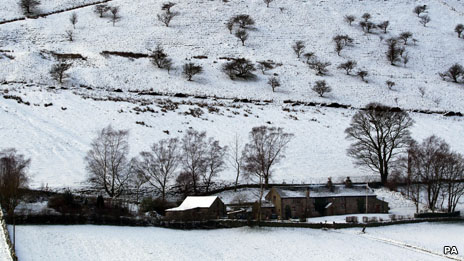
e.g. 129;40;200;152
166;196;218;211
1;0;464;111
0;88;463;189
0;0;463;190
0;223;12;261
215;188;268;205
9;224;457;261
345;222;464;259
274;184;376;198
0;0;105;22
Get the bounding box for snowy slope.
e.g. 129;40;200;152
0;0;464;110
10;224;454;261
1;87;463;188
0;0;464;189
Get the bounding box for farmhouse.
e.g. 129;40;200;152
165;196;226;221
260;180;389;220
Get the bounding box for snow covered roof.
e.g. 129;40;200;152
273;185;376;198
166;196;219;212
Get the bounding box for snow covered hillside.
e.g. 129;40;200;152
1;0;464;110
1;87;463;188
0;0;464;189
10;224;459;261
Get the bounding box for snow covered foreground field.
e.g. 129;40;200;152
9;223;463;261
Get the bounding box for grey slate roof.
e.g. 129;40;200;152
273;185;376;198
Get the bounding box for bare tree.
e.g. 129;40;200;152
242;126;293;221
455;24;464;38
439;63;464;83
233;14;255;29
442;152;464;213
110;6;121;26
357;70;368;82
50;61;72;84
402;52;409;67
344;15;355;26
180;129;208;194
419;15;431;27
202;139;227;193
226;18;235;34
235;29;249;46
385;38;401;65
64;30;74;42
130;167;147;203
292;40;305;58
134;138;180;202
182;62;203;81
157;11;179;27
94;4;110;18
69;12;78;29
333;34;353;56
386;80;395;90
0;148;30;250
409;136;450;212
268;77;280;92
227;134;244;191
413;5;427;17
360;21;375;33
150;45;173;71
263;0;274;8
19;0;40;15
161;2;176;13
303;52;315;64
361;13;371;22
242;126;293;188
308;58;331;76
85;125;133;198
397;140;422;213
0;149;30;215
378;21;389;34
222;58;256;80
345;103;414;185
338;60;357;75
257;60;275;74
312;80;331;97
175;171;195;198
399;31;412;45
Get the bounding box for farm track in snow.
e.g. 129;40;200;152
330;229;463;261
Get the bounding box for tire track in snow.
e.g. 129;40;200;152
329;229;463;260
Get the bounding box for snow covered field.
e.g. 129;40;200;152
10;223;462;261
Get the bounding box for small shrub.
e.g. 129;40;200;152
267;76;280;92
222;58;256;80
182;62;203;81
292;40;305;58
312;80;331;97
439;63;464;83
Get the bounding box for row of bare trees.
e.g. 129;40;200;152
84;125;293;202
398;136;464;213
344;103;464;213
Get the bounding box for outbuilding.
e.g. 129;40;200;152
165;196;226;221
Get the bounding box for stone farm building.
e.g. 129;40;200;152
256;183;389;220
165;196;226;221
